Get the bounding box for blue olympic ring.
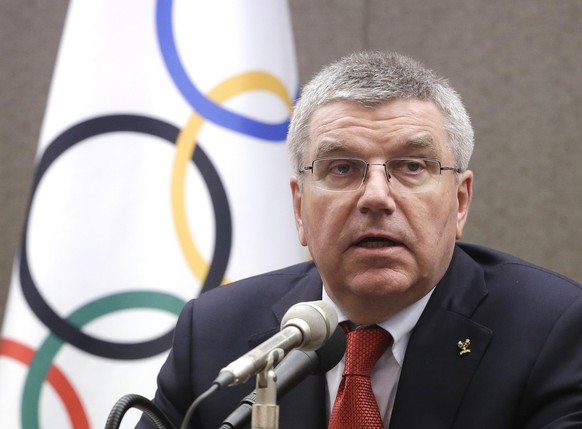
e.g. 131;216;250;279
155;0;290;142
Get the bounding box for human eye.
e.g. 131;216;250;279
313;158;364;191
390;158;429;175
327;158;362;176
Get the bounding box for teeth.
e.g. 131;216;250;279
358;240;396;248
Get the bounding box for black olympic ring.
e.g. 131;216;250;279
19;114;232;359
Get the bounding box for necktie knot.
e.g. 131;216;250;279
341;322;392;376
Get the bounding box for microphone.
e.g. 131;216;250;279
215;300;338;388
219;326;346;429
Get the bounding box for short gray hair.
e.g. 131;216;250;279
287;51;474;178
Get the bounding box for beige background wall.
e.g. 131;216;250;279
1;0;581;325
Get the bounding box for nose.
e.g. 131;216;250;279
357;164;396;213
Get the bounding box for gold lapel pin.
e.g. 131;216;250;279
457;339;471;356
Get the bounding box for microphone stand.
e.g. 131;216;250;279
251;350;281;429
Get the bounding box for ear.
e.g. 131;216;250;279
290;176;308;246
456;170;473;240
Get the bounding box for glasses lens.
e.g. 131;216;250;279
311;158;366;191
386;158;440;193
306;157;444;193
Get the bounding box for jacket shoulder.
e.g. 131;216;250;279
190;261;320;310
459;242;581;289
457;242;582;314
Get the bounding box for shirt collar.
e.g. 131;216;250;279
321;285;433;366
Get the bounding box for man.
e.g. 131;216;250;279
136;52;582;428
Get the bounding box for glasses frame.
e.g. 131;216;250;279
299;156;462;193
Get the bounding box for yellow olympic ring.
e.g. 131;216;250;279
172;71;293;285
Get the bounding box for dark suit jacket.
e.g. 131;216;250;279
136;243;582;428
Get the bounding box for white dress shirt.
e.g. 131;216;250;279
322;286;433;428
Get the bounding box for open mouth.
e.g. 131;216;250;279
355;237;398;248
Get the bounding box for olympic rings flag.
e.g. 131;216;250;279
0;1;304;428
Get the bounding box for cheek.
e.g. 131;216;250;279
404;194;457;245
302;196;351;248
423;200;459;260
298;195;321;245
401;199;457;282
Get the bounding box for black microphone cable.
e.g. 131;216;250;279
104;372;231;429
179;373;231;429
104;393;175;429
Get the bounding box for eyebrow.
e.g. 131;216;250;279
314;140;352;158
402;134;440;159
314;134;441;159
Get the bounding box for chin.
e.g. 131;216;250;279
353;267;411;289
348;279;411;300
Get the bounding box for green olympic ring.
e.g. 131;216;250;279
22;291;186;429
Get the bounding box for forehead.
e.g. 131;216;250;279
308;99;449;158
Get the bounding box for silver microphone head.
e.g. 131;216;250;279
280;300;338;351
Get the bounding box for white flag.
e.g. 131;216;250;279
0;1;303;427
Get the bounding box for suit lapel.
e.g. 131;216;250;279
247;263;324;349
248;264;328;429
389;246;493;429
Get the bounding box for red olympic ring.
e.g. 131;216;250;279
0;338;89;429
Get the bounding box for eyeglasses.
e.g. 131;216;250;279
299;157;461;193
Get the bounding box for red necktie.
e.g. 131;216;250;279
328;323;392;429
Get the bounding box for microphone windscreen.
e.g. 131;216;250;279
280;300;338;350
